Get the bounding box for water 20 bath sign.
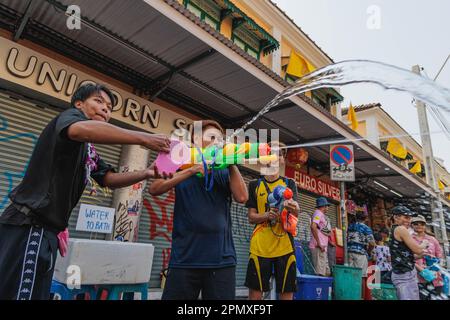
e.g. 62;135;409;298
330;145;355;182
76;204;115;234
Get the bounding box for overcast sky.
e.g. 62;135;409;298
273;0;450;168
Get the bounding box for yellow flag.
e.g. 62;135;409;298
347;103;358;131
286;50;311;78
386;138;407;159
438;180;445;190
409;160;422;174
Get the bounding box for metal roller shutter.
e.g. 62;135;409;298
297;192;317;242
328;203;338;228
0;92;121;239
138;151;173;288
0;93;59;214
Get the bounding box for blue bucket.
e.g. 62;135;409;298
294;240;304;274
294;274;333;300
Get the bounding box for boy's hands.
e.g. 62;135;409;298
188;164;205;176
283;199;299;213
146;162;173;179
267;208;278;222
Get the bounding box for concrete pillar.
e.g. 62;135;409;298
111;145;150;242
271;27;282;75
332;103;342;121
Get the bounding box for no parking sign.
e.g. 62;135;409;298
330;145;355;182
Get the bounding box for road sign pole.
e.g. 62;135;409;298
340;181;348;265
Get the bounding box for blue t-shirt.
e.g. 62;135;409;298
169;169;236;268
347;222;375;256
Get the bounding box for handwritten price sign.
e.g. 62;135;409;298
76;204;115;234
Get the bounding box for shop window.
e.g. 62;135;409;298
184;0;221;30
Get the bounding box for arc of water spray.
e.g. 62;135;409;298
280;130;445;150
229;60;450;140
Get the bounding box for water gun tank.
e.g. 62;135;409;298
268;185;293;209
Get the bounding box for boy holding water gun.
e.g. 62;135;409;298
149;120;248;300
245;141;300;300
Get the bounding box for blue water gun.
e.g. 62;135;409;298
420;269;437;283
268;185;294;212
424;255;441;272
420;256;440;283
267;186;298;236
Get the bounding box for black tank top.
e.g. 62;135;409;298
389;225;415;273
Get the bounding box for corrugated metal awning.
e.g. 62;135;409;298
0;0;447;205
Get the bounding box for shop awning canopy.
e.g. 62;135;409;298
1;0;448;207
314;88;344;105
215;0;280;55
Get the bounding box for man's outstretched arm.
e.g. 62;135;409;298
103;165;172;189
67;120;170;152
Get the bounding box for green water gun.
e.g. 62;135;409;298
180;142;276;177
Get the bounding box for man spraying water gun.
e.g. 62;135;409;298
149;120;248;300
0;84;171;300
244;141;300;300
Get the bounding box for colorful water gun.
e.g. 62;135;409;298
155;141;277;192
267;185;298;236
419;269;437;283
179;142;275;176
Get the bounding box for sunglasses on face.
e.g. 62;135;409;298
412;222;426;226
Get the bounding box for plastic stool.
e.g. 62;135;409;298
96;283;148;300
50;280;97;300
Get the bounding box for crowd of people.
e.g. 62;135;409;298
309;200;448;300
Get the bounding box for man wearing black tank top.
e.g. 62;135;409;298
389;206;428;300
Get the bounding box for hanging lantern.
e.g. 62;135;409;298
287;148;308;169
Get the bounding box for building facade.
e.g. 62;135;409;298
1;0;447;295
343;104;450;242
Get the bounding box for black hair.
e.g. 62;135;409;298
374;233;382;242
380;227;389;234
71;83;115;108
356;212;367;221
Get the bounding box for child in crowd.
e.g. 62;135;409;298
371;233;392;284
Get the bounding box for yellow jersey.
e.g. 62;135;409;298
246;177;298;258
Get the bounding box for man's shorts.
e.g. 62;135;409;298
245;252;297;293
348;252;368;277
